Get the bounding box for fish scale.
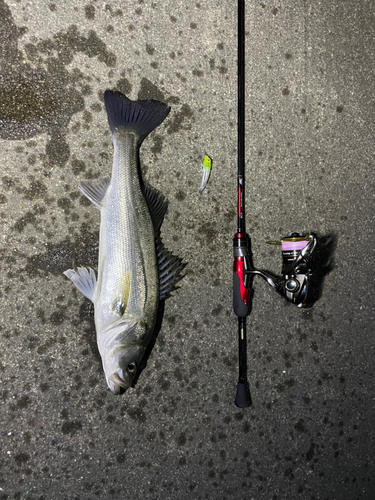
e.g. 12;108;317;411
96;129;157;334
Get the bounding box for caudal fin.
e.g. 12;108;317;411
104;90;170;144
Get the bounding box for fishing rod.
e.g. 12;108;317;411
232;0;318;408
232;0;252;408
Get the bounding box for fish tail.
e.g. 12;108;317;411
104;90;170;143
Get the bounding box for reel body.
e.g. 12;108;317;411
279;232;317;306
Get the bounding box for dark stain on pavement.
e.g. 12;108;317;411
0;0;115;170
25;232;99;276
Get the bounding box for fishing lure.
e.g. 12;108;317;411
199;155;212;191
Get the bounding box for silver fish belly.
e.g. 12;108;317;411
64;91;185;394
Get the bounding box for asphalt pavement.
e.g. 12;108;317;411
0;1;374;499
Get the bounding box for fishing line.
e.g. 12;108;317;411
292;0;310;235
275;0;310;235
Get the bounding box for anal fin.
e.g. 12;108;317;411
79;176;111;209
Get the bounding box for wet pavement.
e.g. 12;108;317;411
0;1;374;499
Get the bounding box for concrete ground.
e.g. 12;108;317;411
0;0;374;499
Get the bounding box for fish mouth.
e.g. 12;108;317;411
108;372;129;395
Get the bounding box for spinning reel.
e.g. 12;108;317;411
233;231;317;316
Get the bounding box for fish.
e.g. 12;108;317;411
64;90;185;394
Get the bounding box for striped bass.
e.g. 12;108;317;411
64;90;184;394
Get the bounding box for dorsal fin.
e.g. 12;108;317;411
156;235;186;300
142;184;168;232
141;184;186;298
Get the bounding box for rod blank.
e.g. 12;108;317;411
234;0;252;408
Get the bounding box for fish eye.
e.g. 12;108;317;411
126;362;136;373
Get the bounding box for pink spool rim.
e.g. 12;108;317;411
282;240;308;251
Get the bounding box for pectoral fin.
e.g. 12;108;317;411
63;267;97;302
112;272;131;316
